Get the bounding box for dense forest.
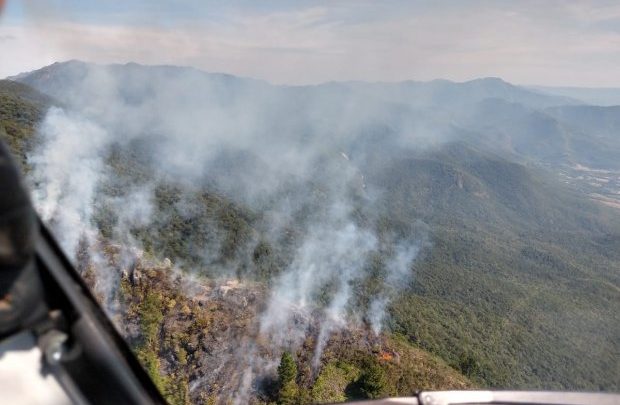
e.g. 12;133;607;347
1;61;619;404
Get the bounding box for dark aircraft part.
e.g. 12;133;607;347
0;139;166;404
0;140;44;338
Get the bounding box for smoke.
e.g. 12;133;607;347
29;106;157;310
368;241;423;335
25;61;432;399
29;107;108;255
260;212;377;348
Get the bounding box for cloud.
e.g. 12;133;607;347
1;1;620;86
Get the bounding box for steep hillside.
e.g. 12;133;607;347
101;255;472;404
362;142;620;389
452;99;620;170
545;106;620;169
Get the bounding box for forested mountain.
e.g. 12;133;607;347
2;62;619;403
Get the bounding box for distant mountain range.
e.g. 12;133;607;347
9;60;580;107
9;60;620;172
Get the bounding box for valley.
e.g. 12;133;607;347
556;164;620;209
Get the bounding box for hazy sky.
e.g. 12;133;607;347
1;0;619;86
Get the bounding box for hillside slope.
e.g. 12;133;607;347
104;255;473;404
368;144;620;389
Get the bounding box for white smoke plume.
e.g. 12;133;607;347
24;61;432;399
260;212;377;351
30;107;108;256
368;241;423;335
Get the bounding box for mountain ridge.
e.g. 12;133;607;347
8;60;580;108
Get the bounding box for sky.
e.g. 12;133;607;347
0;0;619;86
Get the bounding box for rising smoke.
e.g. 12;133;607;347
25;61;429;399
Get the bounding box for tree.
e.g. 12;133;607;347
458;352;483;379
278;380;299;405
277;352;299;404
358;360;387;399
277;352;297;385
